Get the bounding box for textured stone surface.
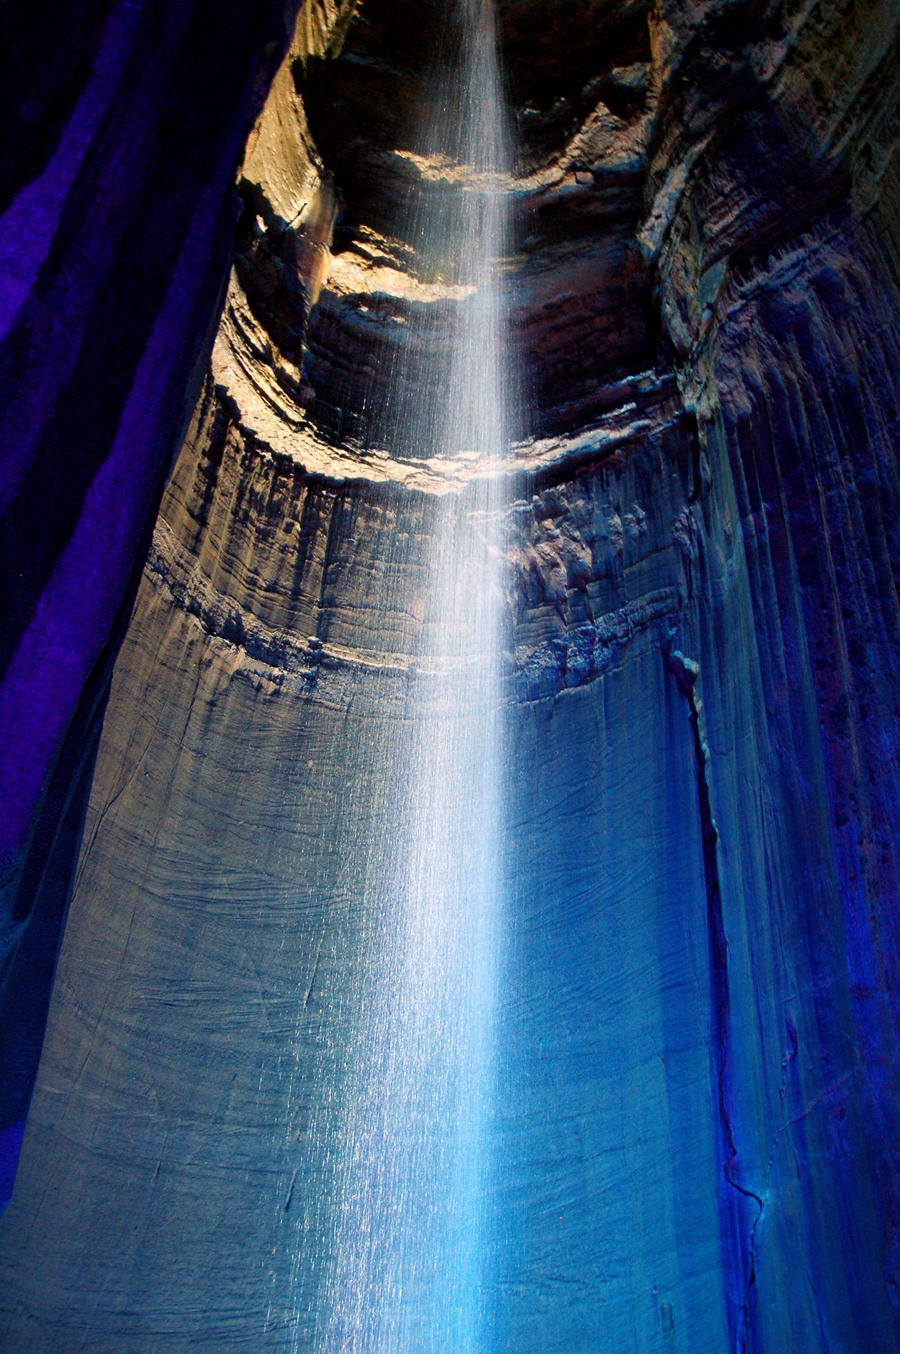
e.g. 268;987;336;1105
0;0;305;1198
2;0;900;1350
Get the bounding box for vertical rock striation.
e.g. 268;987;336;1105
642;0;900;1342
0;0;308;1202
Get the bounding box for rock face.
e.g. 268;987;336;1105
2;0;900;1350
0;0;305;1201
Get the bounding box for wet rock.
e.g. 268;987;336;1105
0;0;307;1211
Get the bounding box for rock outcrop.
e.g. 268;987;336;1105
1;0;900;1350
0;0;306;1204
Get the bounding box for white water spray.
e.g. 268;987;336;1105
284;3;515;1349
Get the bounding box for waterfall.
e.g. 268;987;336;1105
312;2;514;1349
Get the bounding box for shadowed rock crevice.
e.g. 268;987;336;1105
665;643;766;1349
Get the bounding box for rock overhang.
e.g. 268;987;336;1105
233;0;661;473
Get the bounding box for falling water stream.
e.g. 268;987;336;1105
312;2;514;1350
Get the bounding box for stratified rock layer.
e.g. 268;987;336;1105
1;0;900;1350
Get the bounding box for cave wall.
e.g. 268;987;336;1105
646;1;900;1341
2;0;900;1350
0;0;308;1202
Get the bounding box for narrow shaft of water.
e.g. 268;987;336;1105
317;3;514;1350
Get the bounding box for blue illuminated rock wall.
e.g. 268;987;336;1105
693;222;900;1349
643;2;900;1336
0;0;303;1202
